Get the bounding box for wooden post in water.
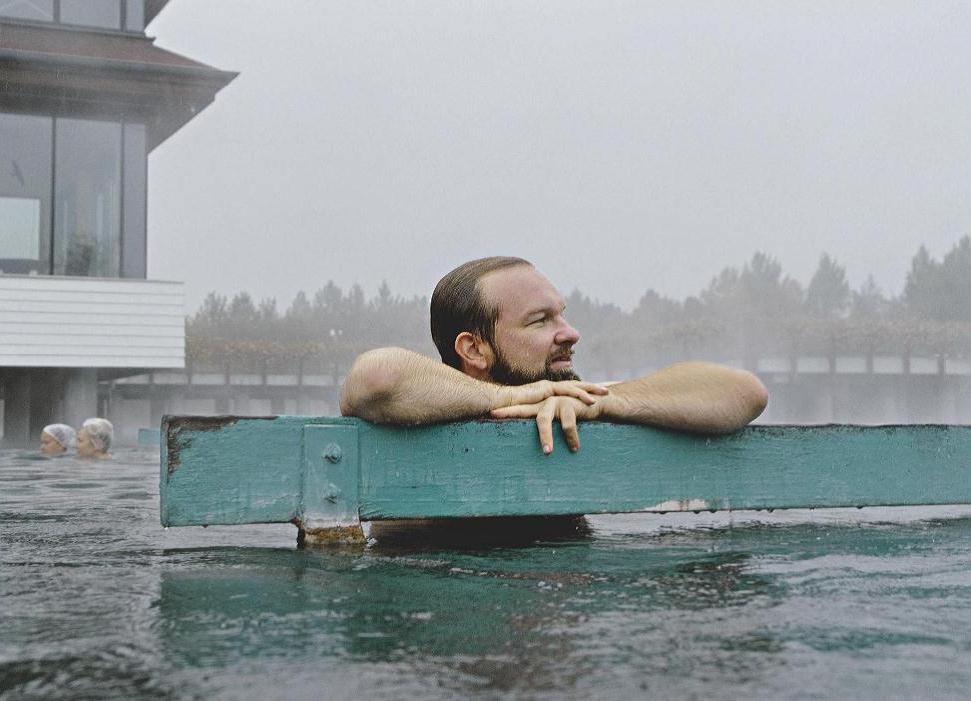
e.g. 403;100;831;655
161;416;971;545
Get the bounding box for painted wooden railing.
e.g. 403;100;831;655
160;416;971;543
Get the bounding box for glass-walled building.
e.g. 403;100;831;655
0;0;235;446
0;113;145;278
0;0;146;30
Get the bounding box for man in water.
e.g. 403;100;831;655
341;256;767;450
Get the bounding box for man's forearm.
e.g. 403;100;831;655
597;362;768;433
340;347;497;424
340;347;609;426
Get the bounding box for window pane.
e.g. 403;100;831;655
0;198;41;256
54;118;122;277
124;0;143;31
59;0;120;29
0;112;52;274
122;123;146;278
0;0;54;22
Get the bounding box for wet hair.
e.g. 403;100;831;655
82;417;113;453
430;256;532;370
42;424;76;450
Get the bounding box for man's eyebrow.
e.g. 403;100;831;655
522;300;566;320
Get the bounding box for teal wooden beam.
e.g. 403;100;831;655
160;417;971;540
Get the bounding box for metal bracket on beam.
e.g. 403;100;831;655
298;424;364;545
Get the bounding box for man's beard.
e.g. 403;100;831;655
489;344;581;385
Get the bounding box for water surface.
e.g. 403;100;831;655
3;449;971;700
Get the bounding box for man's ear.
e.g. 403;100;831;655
454;331;492;377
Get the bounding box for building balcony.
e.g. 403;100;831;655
0;273;184;369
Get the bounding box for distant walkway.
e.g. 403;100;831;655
96;354;970;446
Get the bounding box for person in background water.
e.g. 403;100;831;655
77;418;113;460
39;424;76;455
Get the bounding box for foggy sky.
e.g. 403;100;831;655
147;1;971;313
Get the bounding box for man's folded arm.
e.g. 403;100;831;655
339;347;608;425
596;361;768;433
340;347;496;424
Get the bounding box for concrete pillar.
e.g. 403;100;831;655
824;376;837;422
296;392;310;415
2;371;32;448
214;396;230;415
29;370;61;437
939;377;957;424
957;377;971;421
166;392;185;423
233;394;251;416
63;368;98;429
149;397;166;431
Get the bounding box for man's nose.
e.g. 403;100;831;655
555;319;580;346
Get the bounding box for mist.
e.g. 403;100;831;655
128;1;971;435
147;1;971;313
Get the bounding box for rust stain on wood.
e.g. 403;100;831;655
164;415;255;475
292;517;366;547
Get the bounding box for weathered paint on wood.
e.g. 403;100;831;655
160;416;971;529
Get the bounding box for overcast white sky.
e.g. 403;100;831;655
147;1;971;313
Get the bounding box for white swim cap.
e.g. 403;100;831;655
42;423;77;449
81;417;114;452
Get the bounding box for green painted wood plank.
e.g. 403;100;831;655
161;416;971;527
303;423;360;528
359;422;971;518
161;416;318;526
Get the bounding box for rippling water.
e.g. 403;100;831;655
3;448;971;700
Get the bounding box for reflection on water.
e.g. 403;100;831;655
157;546;778;696
3;449;971;699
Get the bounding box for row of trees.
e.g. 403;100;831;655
186;237;971;379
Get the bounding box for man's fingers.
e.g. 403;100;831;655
490;405;541;419
560;403;579;452
577;382;609;396
551;381;608;395
492;396;587;455
536;398;556;454
497;380;607;409
551;382;608;405
502;382;553;407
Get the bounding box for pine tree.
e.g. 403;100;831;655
805;253;850;320
903;237;971;321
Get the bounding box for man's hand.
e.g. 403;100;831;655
491;395;604;455
493;380;607;412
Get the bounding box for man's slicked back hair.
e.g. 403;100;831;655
430;256;532;369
